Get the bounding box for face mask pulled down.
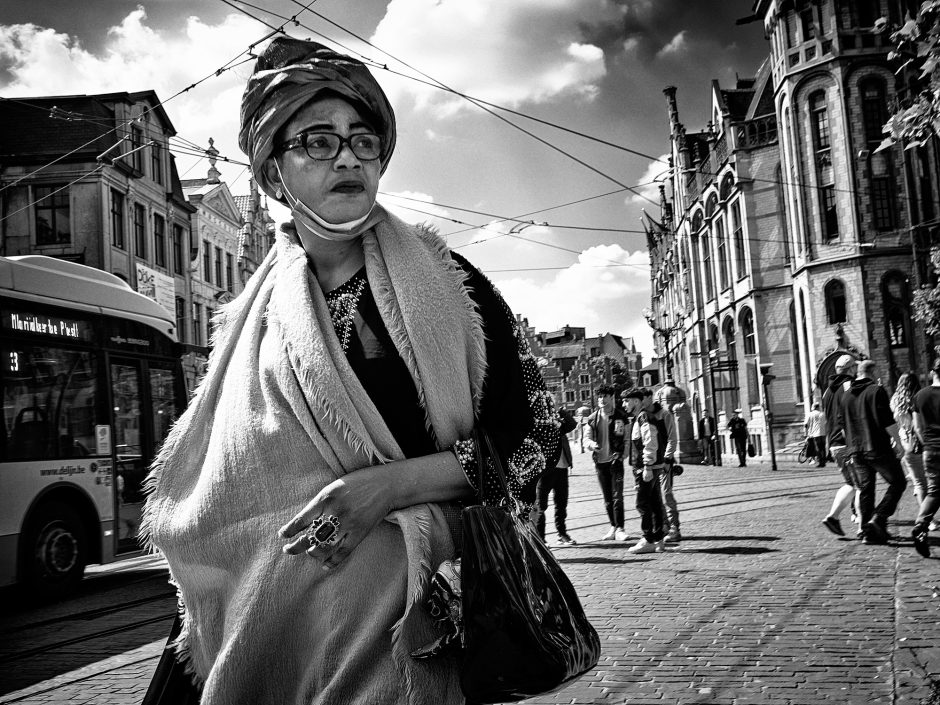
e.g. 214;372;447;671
274;160;375;242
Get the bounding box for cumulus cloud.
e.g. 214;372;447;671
0;9;260;188
371;0;619;115
629;153;671;206
656;30;688;58
467;241;654;356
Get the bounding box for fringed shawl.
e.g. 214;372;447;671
142;208;486;705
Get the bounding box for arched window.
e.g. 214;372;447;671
715;216;730;290
705;194;718;219
740;308;758;403
740;308;756;355
789;301;803;402
722;317;740;411
824;279;847;323
809;90;838;239
708;324;719;352
701;228;715;300
691;210;704;232
882;271;911;349
719;173;735;201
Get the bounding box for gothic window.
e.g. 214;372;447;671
882;271;911;349
692;210;704;232
705;194;718;219
719;173;734;201
861;79;888;146
702;229;715;300
824;279;847;324
740;307;759;402
731;200;746;279
708;324;719;352
810;91;838;239
716;217;730;291
741;308;756;355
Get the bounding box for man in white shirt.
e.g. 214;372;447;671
804;401;828;467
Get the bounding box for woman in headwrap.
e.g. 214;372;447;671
142;37;559;705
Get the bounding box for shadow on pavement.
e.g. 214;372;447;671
556;557;654;565
680;535;781;542
681;546;780;555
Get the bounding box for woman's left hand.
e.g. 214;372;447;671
278;468;393;571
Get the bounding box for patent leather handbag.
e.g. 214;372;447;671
460;428;601;703
141;615;201;705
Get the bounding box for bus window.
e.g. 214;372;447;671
1;346;97;461
149;366;179;454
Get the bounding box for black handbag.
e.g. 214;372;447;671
141;615;201;705
459;428;601;703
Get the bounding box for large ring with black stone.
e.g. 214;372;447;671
305;515;341;549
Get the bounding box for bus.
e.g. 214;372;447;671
1;255;187;599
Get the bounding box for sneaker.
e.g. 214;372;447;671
556;534;578;546
628;538;658;554
614;528;629;542
822;516;844;537
930;521;938;532
600;526;617;541
912;526;931;558
665;529;682;543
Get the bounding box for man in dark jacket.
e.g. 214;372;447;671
623;387;668;553
727;409;749;467
821;354;858;537
584;385;630;541
536;409;579;545
841;359;906;544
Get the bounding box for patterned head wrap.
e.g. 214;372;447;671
238;37;396;201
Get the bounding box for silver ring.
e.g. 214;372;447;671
305;514;341;549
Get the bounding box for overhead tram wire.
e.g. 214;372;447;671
256;1;660;208
0;0;323;197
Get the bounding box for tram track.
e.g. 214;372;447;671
0;613;174;664
0;591;177;636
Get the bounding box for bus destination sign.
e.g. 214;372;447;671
2;311;93;341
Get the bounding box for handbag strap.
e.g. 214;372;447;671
470;427;513;507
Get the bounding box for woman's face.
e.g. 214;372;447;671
271;96;381;224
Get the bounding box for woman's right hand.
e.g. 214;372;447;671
278;470;394;572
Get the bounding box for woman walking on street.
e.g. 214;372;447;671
890;372;927;523
142;37;558;704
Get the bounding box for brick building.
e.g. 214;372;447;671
647;0;931;461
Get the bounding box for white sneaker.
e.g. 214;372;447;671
628;538;657;554
655;540;666;552
600;526;617;541
614;528;629;542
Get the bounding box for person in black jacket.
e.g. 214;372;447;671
841;359;906;544
821;354;859;537
536;409;579;545
584;385;630;541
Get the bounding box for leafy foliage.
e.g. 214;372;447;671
589;354;633;396
884;3;940;356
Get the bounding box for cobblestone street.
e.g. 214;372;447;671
2;444;939;704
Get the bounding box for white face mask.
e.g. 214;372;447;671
273;160;374;242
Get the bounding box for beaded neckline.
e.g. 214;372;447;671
325;268;368;353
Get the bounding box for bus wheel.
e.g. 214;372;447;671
23;502;88;600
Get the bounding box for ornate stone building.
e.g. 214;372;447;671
647;0;930;462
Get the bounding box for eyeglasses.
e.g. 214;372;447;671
278;132;382;161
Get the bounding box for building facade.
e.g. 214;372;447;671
0;94;275;393
0;91;196;329
648;0;932;462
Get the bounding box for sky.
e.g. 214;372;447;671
0;0;771;363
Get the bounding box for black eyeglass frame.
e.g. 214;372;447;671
277;131;383;161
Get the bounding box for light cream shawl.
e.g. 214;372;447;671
142;207;486;705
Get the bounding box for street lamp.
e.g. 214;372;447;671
758;361;777;472
643;307;683;381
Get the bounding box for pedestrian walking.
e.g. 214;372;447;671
804;401;827;467
727;409;749;467
623;388;668;554
141;37;560;704
698;412;716;465
649;389;681;542
536;409;579;545
912;360;940;557
842;359;907;545
890;373;927;526
821;354;859;538
584;385;630;541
